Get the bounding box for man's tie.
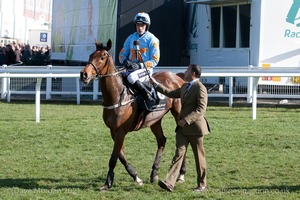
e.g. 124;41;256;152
183;82;191;96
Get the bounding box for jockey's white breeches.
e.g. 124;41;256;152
127;68;153;84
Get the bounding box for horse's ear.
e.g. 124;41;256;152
95;40;100;50
95;39;110;51
95;40;104;51
106;39;112;51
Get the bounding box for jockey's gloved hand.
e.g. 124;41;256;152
138;63;144;69
123;59;133;69
131;63;140;70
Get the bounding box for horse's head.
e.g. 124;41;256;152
80;39;112;84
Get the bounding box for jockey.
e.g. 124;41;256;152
119;12;160;108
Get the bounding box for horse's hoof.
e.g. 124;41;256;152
99;185;109;191
150;175;159;183
135;176;144;186
177;174;185;183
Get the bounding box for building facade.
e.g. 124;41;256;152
0;0;52;46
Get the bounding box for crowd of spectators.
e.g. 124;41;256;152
0;42;50;66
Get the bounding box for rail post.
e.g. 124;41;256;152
76;78;80;104
229;77;233;107
93;79;99;100
46;65;52;100
1;65;7;99
247;65;253;103
35;77;43;122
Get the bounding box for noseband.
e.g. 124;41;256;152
87;51;124;78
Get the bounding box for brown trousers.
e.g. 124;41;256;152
164;130;207;188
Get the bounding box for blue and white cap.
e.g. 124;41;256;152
133;12;151;26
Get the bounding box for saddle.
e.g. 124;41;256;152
120;68;167;112
133;81;167;112
113;67;169;131
132;82;168;131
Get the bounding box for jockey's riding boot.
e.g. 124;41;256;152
133;80;157;107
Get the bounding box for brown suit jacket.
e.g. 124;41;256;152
156;79;210;136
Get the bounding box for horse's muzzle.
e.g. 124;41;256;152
80;71;88;83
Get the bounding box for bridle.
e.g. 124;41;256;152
86;49;135;109
87;50;124;79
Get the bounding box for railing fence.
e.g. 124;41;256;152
1;65;300;104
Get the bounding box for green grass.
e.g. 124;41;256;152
0;101;299;199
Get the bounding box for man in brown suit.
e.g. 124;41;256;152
151;64;210;192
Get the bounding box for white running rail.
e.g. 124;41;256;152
1;65;300;122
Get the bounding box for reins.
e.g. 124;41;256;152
87;51;125;79
88;50;134;110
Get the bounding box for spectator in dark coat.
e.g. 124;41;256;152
0;47;7;65
5;44;16;65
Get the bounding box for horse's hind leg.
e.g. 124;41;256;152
177;152;187;182
150;120;167;183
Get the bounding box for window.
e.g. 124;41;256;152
239;4;251;47
211;7;220;48
223;6;237;47
210;3;251;48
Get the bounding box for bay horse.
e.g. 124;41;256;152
80;39;185;191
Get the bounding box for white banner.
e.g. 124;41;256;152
259;0;300;85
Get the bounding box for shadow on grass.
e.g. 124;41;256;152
0;177;106;191
0;178;161;194
227;185;300;193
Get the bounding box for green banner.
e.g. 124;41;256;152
51;0;117;62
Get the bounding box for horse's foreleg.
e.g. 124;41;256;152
102;154;117;190
101;131;126;191
119;149;143;185
150;121;167;183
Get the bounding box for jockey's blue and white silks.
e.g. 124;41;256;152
119;31;160;69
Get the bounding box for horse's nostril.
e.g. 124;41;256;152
80;72;87;80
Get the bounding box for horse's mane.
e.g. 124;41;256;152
176;72;185;80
